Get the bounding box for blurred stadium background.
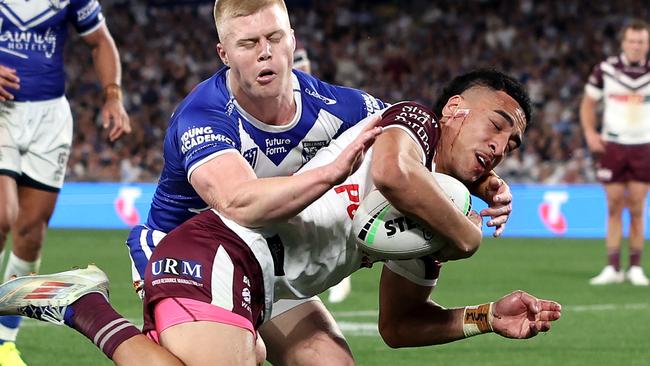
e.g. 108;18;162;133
8;0;650;365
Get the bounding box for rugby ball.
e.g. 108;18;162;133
352;172;471;260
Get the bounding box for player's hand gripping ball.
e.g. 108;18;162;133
353;173;471;260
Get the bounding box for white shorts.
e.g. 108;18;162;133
270;296;323;319
0;96;73;190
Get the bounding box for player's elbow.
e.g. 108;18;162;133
372;155;410;196
378;321;402;348
378;318;409;348
219;201;260;227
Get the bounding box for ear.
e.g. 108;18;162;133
216;43;229;66
440;95;462;120
290;29;296;52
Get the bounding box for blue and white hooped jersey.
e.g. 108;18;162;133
0;0;104;101
147;67;385;232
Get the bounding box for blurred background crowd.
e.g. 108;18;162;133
64;0;650;184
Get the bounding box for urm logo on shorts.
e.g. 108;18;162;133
151;258;203;280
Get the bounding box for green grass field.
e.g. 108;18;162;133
8;230;650;365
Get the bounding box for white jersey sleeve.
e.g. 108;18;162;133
384;258;441;287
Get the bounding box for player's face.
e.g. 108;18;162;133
437;87;525;184
622;29;650;63
217;4;296;100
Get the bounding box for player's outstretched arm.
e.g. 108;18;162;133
379;264;465;347
378;266;562;347
82;23;131;142
191;118;382;227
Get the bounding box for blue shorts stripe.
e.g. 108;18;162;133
126;225;150;279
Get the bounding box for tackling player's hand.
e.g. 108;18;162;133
479;175;512;237
328;115;383;184
0;65;20;101
101;97;131;142
491;290;562;339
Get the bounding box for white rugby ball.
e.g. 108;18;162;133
352;172;472;260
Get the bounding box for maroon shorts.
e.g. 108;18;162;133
596;142;650;183
142;210;265;335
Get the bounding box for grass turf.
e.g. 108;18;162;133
7;231;650;365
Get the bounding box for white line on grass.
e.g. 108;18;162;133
332;302;650;318
18;302;650;337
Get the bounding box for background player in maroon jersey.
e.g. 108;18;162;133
581;19;650;286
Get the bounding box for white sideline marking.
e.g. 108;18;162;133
332;302;650;318
17;302;650;336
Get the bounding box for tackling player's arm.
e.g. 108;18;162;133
371;106;482;259
82;23;131;142
191;121;382;228
378;265;562;347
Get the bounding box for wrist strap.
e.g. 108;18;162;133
104;83;122;101
462;302;494;337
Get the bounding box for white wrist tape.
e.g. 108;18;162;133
462;302;494;337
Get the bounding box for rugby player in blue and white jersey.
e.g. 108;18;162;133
0;1;130;364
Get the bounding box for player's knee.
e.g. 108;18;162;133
255;336;267;366
282;332;354;366
12;222;47;251
0;206;18;238
607;199;625;215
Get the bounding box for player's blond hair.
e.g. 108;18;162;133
214;0;289;40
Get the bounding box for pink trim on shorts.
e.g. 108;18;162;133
152;297;255;339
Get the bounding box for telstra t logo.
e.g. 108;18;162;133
538;191;568;235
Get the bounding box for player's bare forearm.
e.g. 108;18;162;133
579;96;598;134
579;96;604;153
83;24;131;141
193;126;381;228
378;266;466;347
372;129;481;256
84;24;121;89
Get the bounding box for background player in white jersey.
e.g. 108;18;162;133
0;70;561;366
125;0;516;363
581;19;650;286
0;0;130;364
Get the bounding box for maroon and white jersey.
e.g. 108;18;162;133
270;101;442;300
585;54;650;144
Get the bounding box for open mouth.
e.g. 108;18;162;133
476;152;491;169
257;69;276;84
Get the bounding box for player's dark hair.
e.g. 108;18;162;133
434;69;532;128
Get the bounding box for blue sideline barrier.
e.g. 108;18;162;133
51;183;638;238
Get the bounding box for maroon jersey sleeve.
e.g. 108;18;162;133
379;101;440;170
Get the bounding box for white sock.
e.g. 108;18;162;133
3;252;41;281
